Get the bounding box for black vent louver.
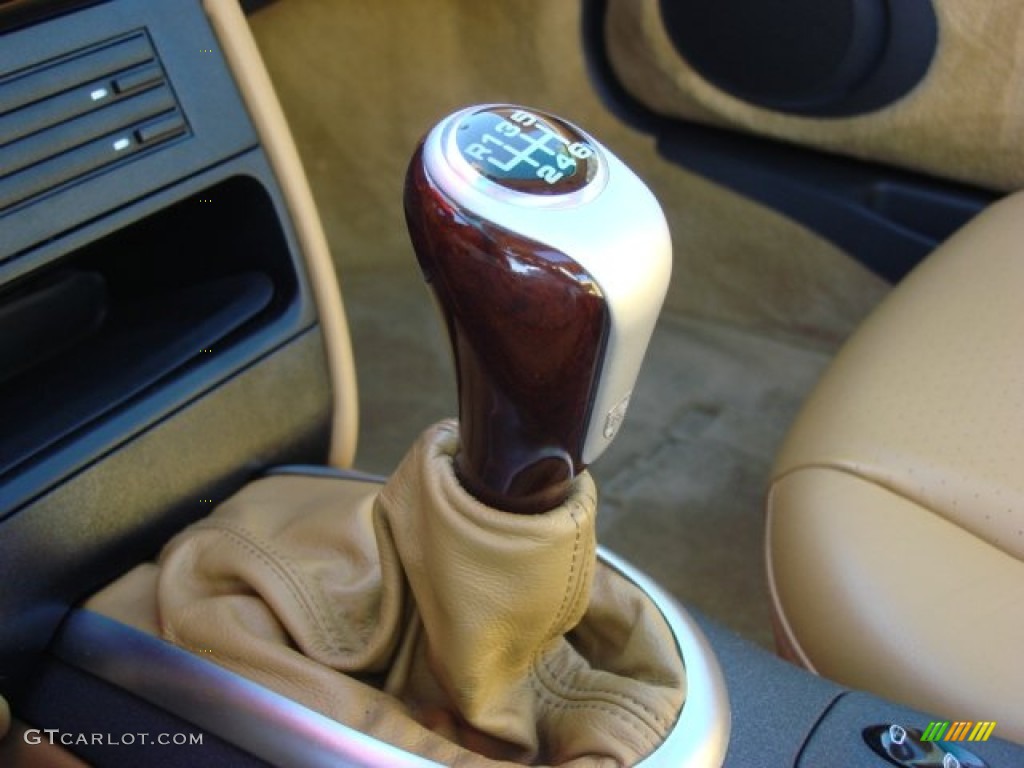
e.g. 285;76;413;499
0;30;188;219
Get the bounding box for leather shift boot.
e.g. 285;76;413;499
88;420;686;766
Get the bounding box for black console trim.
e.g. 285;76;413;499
0;0;334;691
0;329;331;683
0;0;258;262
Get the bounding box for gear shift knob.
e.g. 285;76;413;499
404;104;671;513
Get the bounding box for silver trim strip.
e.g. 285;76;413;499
602;548;731;768
55;547;729;767
53;611;440;768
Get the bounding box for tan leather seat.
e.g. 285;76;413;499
766;190;1024;745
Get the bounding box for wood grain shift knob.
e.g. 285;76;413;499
404;105;671;513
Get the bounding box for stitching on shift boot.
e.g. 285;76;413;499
527;666;658;755
541;504;583;645
184;520;368;658
536;651;673;734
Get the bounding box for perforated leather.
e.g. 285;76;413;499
767;191;1024;744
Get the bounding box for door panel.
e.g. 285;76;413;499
604;0;1024;192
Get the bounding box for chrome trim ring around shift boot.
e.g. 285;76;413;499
53;547;730;767
600;547;731;767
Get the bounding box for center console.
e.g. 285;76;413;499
0;0;355;686
1;2;1022;767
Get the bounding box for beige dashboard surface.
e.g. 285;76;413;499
607;0;1024;191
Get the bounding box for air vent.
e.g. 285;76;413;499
0;30;188;217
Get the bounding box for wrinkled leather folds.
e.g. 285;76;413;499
97;421;684;765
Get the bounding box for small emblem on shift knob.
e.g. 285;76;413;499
450;106;603;197
603;392;632;440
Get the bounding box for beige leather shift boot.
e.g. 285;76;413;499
88;420;686;766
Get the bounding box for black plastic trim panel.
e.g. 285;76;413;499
0;0;259;262
655;123;995;282
0;328;332;685
798;692;1022;766
692;612;1024;765
0;30;190;216
264;464;389;484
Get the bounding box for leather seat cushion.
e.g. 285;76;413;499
766;190;1024;744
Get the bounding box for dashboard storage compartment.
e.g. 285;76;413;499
0;175;298;489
